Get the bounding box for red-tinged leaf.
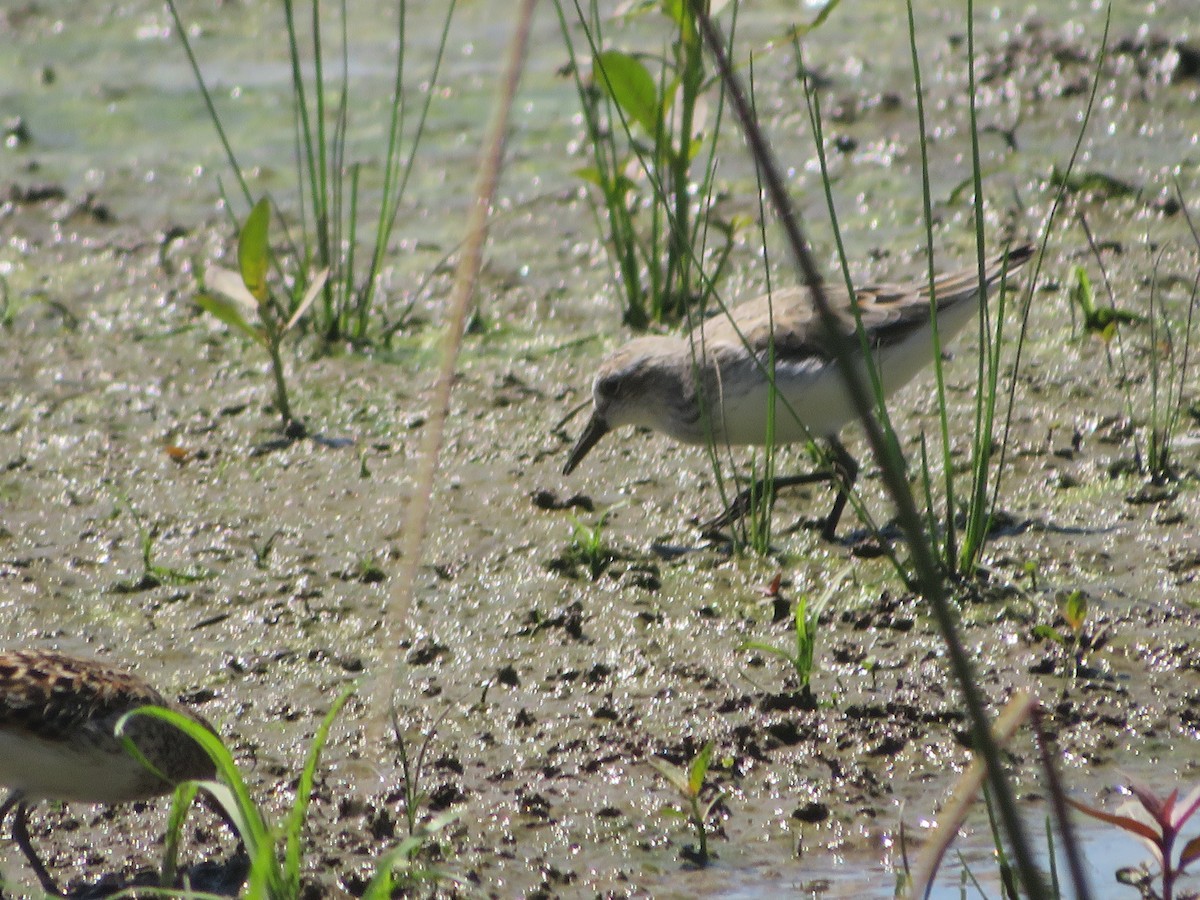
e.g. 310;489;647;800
1179;833;1200;870
1127;781;1173;825
1066;797;1163;845
1171;785;1200;830
756;573;783;597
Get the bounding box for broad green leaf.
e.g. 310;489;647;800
1031;624;1066;646
197;293;267;346
1063;591;1088;632
688;740;714;795
594;51;659;135
575;165;605;188
239;196;272;305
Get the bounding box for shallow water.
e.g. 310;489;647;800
2;0;1200;897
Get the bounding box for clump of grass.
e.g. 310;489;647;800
119;686;458;897
648;740;726;866
565;511;616;581
200;197;328;439
1069;227;1199;487
553;0;744;328
742;592;817;695
167;0;456;345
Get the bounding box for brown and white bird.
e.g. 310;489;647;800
0;649;218;896
563;243;1035;538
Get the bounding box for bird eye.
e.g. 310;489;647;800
596;374;621;401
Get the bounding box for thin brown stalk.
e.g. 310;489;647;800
908;692;1034;895
370;0;537;732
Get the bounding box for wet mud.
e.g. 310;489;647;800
1;2;1199;897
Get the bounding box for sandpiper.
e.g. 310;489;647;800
563;243;1035;538
0;649;217;896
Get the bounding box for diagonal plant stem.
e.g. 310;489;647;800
371;0;537;732
687;3;1049;896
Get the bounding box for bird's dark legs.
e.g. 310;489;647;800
819;436;859;541
702;436;860;540
0;792;63;897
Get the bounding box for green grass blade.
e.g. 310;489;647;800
282;683;356;891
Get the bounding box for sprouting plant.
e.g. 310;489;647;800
114;501;212;591
741;565;848;697
1032;590;1099;677
566;511;615;580
120;686;459;897
167;0;456;345
553;0;744;328
1069;782;1200;900
648;740;727;865
392;703;456;838
741;593;818;697
1069;264;1145;342
200;197;328;440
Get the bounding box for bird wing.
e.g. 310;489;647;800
694;243;1033;362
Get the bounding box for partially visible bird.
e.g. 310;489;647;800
0;649;218;896
563;243;1035;538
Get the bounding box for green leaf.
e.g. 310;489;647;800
1063;591;1088;632
648;757;690;795
1051;165;1139;199
687;740;714;796
239;196;272;305
574;165;605;188
1032;624;1066;646
197;293;267;346
740;639;793;663
784;0;842;39
205;265;258;313
594;51;659;135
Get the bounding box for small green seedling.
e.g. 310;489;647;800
566;511;614;581
1032;590;1094;676
648;740;727;865
1069;781;1200;900
742;593;817;696
114;501;212;591
1069;264;1144;342
199;197;328;438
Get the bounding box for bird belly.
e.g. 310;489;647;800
0;730;165;803
709;358;853;445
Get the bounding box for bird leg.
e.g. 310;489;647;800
1;794;64;898
700;436;860;540
819;436;859;541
